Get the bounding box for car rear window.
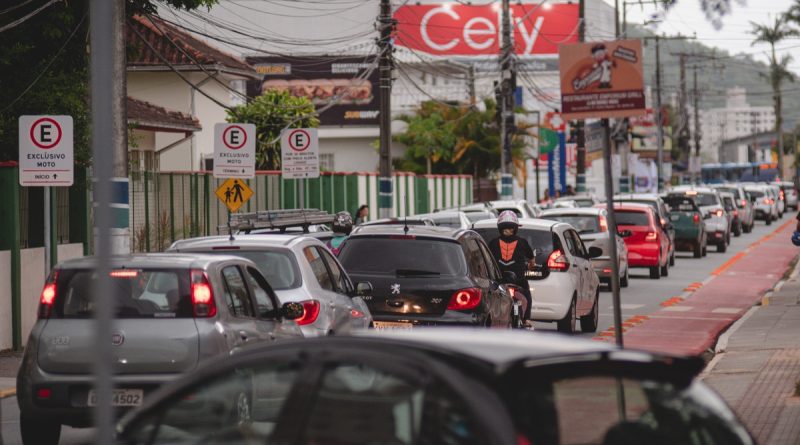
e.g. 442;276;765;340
716;187;741;200
198;250;300;290
664;196;699;212
695;193;720;206
615;211;650;226
540;215;600;234
747;189;764;198
55;269;192;318
338;237;467;276
429;216;463;228
473;227;555;264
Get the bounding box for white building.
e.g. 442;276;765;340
690;87;775;163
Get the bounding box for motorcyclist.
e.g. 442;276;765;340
488;211;536;327
326;211;353;256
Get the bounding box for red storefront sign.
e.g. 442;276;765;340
393;3;579;57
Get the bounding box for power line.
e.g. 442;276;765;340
0;0;60;33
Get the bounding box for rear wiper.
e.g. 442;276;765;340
395;269;441;277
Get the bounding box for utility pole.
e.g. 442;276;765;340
378;0;394;218
499;0;515;198
468;64;476;106
675;53;691;180
575;0;587;193
693;66;702;183
654;35;665;191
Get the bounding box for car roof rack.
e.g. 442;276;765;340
222;209;335;233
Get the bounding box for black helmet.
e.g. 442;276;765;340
332;211;354;235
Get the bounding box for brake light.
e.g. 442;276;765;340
693;214;700;224
733;210;739;217
38;270;59;319
547;250;570;271
740;199;747;207
447;288;481;310
645;232;658;241
350;309;365;318
389;235;416;240
296;300;321;325
190;270;216;318
110;269;138;278
780;190;785;200
763;198;770;205
598;215;608;232
36;387;52;400
715;209;724;217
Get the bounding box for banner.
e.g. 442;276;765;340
548;133;567;196
558;40;646;119
393;3;579;57
247;56;379;127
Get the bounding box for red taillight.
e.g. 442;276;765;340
350;309;365;318
191;270;216;318
733;210;739;217
36;387;52;400
715;209;724;217
447;288;481;310
693;214;700;224
110;269;138;278
645;232;658;242
740;199;747;207
296;300;321;325
508;286;516;298
547;250;570;272
38;270;59;319
598;215;608;232
780;190;785;200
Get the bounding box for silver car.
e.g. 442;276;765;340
413;211;472;229
16;253;304;445
539;207;630;288
713;184;755;234
489;199;541;218
744;184;779;225
672;186;731;252
168;234;373;337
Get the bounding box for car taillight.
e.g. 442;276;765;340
296;300;321;325
645;232;658;241
740;199;747;207
508;286;516;298
38;270;59;319
36;387;52;400
780;190;785;200
190;270;216;318
547;250;570;272
350;309;365;318
447;288;481;310
715;209;724;217
598;215;608;232
693;214;700;224
733;210;739;217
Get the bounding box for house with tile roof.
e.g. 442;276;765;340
126;14;259;171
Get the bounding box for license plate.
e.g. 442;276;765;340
525;270;543;278
87;389;143;407
372;321;413;330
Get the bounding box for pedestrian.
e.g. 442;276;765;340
793;210;800;246
326;211;353;256
566;185;576;196
354;204;369;226
487;211;536;327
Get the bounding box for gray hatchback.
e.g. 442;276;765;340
16;253;304;445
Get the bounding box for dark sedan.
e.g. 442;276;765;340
117;329;756;445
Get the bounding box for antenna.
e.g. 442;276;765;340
228;218;235;241
403;217;409;234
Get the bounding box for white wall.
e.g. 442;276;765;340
0;251;10;350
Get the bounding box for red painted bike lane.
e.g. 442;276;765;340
594;219;798;356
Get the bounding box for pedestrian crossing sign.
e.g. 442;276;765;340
215;178;253;212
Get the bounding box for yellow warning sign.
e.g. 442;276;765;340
215;178;253;212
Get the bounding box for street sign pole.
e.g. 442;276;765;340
602;118;624;348
44;187;50;277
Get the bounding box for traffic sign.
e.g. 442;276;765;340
19;115;74;186
214;123;255;179
215;178;253;213
280;128;319;179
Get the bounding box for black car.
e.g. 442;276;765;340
337;225;514;328
117;330;756;445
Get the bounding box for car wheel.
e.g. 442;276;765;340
650;265;661;279
766;215;773;225
661;260;669;277
743;222;752;233
669;251;675;266
693;240;702;258
20;413;60;445
717;241;727;253
620;267;629;288
580;290;600;333
702;243;708;257
557;296;577;334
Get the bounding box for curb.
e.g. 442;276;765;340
0;387;15;399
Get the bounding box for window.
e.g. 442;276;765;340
568;231;587;257
478;241;501;281
465;239;489;279
543;215;600;234
339;238;467;277
301;362;484;445
222;266;255;318
318;247;350;294
615;211;651;226
319;153;335;171
201;249;301;290
304;246;334;291
562;231;578;256
244;267;276;317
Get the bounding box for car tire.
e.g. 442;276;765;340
702;243;708;257
743;222;752;233
557;296;577;334
650;265;661;279
734;222;742;237
693;240;702;258
580;291;599;333
717;242;727;253
661;260;669;277
620;268;629;288
669;251;675;266
20;413;60;445
766;216;773;226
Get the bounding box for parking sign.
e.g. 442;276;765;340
214;123;255;179
19;116;74;186
281;128;319;179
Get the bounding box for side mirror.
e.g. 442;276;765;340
355;281;373;297
281;302;305;321
503;271;517;283
617;230;632;238
587;246;603;259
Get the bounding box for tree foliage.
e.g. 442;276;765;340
226;90;319;170
393;100;535;181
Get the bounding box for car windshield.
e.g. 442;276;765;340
473;227;554;263
199;250;300;290
615;211;650;226
55;269;192;318
338;237;467;276
541;215;600;234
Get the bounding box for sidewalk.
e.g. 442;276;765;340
701;260;800;445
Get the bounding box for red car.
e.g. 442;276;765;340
613;203;671;279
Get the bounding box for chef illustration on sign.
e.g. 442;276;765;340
592;43;615;89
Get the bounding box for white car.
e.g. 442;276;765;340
168;234;373;337
767;184;785;216
778;181;798;210
744;184;779;225
473;218;601;334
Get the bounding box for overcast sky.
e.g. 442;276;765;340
613;0;800;69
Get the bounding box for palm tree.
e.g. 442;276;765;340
750;15;797;179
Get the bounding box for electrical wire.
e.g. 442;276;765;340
0;0;60;33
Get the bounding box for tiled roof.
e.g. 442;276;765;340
127;97;202;133
128;14;257;78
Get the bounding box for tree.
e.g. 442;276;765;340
227;90;319;170
750;15;797;179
